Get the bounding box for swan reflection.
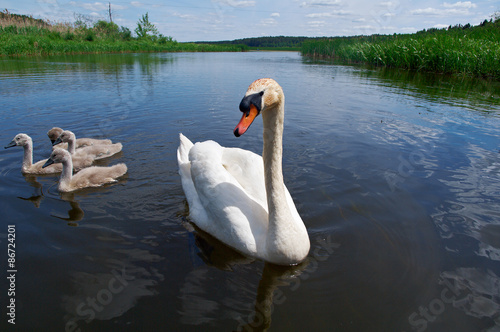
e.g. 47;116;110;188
179;220;308;331
61;226;164;331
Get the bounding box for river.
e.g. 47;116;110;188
0;51;499;331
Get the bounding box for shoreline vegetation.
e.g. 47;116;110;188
0;10;247;56
301;17;500;80
1;10;499;80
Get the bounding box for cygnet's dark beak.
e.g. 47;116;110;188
42;158;54;168
52;137;63;146
4;141;16;149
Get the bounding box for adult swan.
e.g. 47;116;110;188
177;78;310;265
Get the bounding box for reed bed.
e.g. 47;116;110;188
0;10;244;56
302;20;500;79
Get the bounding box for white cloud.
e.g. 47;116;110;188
411;1;477;16
433;23;450;28
271;13;280;18
308;20;326;27
443;1;477;9
172;12;196;20
300;0;341;8
69;2;108;11
411;8;440;15
130;2;143;7
212;0;256;8
259;18;277;26
306;10;352;17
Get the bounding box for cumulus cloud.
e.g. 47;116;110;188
69;1;108;11
259;18;277;26
300;0;341;7
306;10;352;17
411;1;477;16
172;12;196;20
212;0;256;7
443;1;477;8
271;13;280;18
308;20;326;27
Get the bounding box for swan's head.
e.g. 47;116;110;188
234;78;284;137
53;130;75;146
42;148;71;168
47;127;64;144
4;133;32;149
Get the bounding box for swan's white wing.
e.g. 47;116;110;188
222;146;303;230
177;134;210;226
221;147;267;209
186;140;269;256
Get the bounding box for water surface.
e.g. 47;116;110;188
0;52;499;331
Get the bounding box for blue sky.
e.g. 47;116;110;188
4;0;499;41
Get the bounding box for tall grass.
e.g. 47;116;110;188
302;19;500;79
0;10;245;56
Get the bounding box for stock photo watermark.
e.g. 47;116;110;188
64;266;134;332
235;234;340;331
6;224;17;325
405;276;469;332
384;136;439;191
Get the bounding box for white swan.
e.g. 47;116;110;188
47;127;112;149
42;148;127;192
4;133;94;175
54;130;122;161
177;78;310;265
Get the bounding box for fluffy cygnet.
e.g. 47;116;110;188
48;127;112;150
54;130;122;161
42;148;127;192
5;133;93;175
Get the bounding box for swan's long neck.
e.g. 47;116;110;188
67;137;76;154
262;98;295;258
22;140;33;171
60;157;73;187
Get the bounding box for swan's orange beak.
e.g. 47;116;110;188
234;104;259;137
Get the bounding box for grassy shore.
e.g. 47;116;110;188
302;19;500;79
0;11;245;56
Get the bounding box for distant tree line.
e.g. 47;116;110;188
200;36;313;48
199;14;500;49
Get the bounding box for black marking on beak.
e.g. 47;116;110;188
239;91;263;116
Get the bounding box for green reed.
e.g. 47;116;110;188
302;20;500;79
0;20;245;56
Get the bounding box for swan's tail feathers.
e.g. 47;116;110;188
94;142;123;160
177;133;193;165
111;163;128;178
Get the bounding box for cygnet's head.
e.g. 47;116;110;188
53;130;76;146
42;148;71;168
4;133;32;149
47;127;64;144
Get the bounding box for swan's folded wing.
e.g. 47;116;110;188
188;141;268;256
221;147;267;209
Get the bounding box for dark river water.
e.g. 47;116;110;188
0;52;499;332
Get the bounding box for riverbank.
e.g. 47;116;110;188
0;11;245;56
301;19;500;80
